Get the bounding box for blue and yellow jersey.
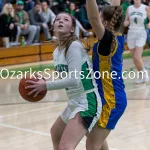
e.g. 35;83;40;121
92;30;127;129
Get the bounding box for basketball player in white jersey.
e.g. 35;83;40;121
25;12;102;150
124;0;150;83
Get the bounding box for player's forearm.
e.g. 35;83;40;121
86;0;104;40
46;78;80;90
124;8;130;27
86;0;99;25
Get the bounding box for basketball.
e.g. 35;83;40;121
18;74;47;102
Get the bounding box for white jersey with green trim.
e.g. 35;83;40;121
46;41;97;99
128;4;147;30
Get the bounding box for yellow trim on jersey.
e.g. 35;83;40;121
116;32;122;36
99;103;112;128
94;40;98;44
97;41;116;108
97;41;117;127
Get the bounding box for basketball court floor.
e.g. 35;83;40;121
0;57;150;150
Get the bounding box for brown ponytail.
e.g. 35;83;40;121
102;6;123;65
109;6;123;32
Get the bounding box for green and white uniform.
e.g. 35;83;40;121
127;4;148;49
46;41;102;132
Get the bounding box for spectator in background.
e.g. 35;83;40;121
121;0;131;38
41;0;57;40
65;2;77;17
28;1;51;42
51;0;68;14
23;0;35;12
48;0;54;8
121;0;131;21
15;0;37;45
41;0;55;25
0;0;12;12
78;3;92;30
75;0;86;6
142;0;149;5
0;0;4;12
0;3;19;46
65;2;93;38
130;0;134;4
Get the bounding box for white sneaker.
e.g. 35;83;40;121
135;69;149;84
135;70;145;84
52;36;57;41
143;77;149;83
143;69;149;83
14;42;20;45
10;42;16;46
32;43;40;46
135;78;144;84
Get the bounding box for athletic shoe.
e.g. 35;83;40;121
52;36;57;41
143;69;149;83
135;71;143;84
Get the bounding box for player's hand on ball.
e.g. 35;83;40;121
25;79;47;97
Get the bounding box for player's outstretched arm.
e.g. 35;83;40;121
124;8;130;27
86;0;104;40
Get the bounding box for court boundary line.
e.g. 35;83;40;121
0;103;65;119
0;123;50;136
0;86;150;146
0;85;150;119
126;85;150;92
0;123;85;145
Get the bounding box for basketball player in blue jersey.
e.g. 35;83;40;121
86;0;127;149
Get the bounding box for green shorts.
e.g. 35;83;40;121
61;90;102;132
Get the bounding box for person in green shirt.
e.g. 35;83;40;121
65;2;93;38
121;0;131;21
14;0;38;45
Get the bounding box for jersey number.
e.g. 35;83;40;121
134;17;137;24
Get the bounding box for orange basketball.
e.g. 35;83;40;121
18;74;47;102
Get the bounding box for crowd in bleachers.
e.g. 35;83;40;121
0;0;95;47
0;0;150;48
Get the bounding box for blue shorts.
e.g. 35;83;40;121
98;97;127;130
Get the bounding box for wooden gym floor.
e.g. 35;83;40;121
0;57;150;150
